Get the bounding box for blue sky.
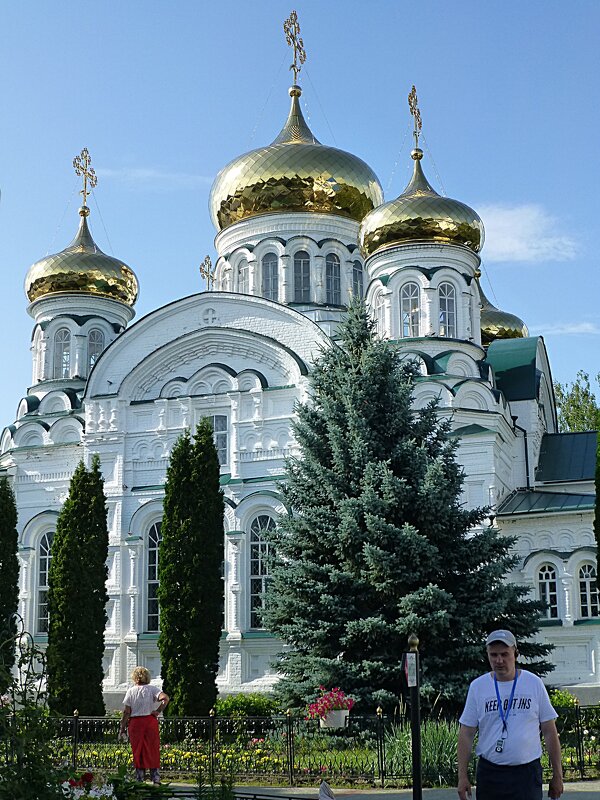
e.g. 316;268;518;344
0;1;599;425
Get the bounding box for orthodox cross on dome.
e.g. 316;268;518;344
408;85;422;149
73;148;98;207
284;10;306;84
200;254;216;291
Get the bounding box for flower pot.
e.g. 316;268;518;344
319;709;349;729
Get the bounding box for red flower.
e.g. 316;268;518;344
82;772;94;783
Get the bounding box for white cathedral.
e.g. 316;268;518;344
1;63;598;708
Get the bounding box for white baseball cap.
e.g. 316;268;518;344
486;629;516;647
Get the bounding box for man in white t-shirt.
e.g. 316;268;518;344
457;630;563;800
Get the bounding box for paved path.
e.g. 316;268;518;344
167;781;600;800
233;781;600;800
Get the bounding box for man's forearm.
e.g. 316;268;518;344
457;726;476;778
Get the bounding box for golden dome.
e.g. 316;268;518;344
478;276;528;345
209;86;383;231
25;206;138;305
359;148;484;257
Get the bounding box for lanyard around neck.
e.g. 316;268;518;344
493;670;519;735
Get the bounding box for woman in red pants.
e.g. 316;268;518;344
120;666;169;784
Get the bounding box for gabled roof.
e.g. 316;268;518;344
497;489;595;516
536;431;597;483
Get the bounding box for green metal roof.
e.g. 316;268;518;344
486;337;540;401
449;424;494;437
497;489;595;516
536;432;597;483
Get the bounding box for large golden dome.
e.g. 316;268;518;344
478;276;528;345
209;86;383;231
25;206;138;305
359;148;484;257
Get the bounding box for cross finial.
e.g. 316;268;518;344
408;85;422;149
284;10;306;84
73;148;98;207
200;255;216;291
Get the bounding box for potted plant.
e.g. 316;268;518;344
306;686;355;728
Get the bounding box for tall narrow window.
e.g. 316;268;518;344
293;251;311;303
439;283;456;337
207;414;228;466
400;283;420;338
374;292;386;337
579;563;599;618
249;514;276;629
88;329;104;371
147;522;162;632
238;258;249;294
37;532;54;634
538;563;559;619
325;254;341;305
262;253;278;301
53;329;71;379
352;260;364;298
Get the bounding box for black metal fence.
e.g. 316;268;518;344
34;707;600;786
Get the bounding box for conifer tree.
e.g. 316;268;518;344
263;301;552;711
47;455;108;715
158;419;225;715
0;477;19;694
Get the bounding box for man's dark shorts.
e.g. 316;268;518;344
476;756;542;800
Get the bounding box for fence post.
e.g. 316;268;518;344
406;633;422;800
575;704;585;780
209;708;216;784
286;709;294;786
376;706;385;788
72;709;79;770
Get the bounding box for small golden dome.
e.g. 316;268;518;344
359;148;485;258
209;86;383;231
25;206;138;305
478;277;528;345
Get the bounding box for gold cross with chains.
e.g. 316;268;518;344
284;10;306;84
200;255;216;290
73;148;98;206
408;85;422;148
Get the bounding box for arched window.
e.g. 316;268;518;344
400;282;420;338
207;414;228;466
439;283;456;337
249;514;276;629
538;563;559;619
293;251;311;303
88;329;104;371
147;522;162;632
325;254;341;305
238;258;249;294
579;563;599;618
53;329;71;379
262;253;278;301
352;260;364;298
374;292;386;337
37;532;54;634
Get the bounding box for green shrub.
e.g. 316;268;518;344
385;719;463;786
549;688;578;707
214;693;278;717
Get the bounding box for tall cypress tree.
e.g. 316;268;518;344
0;477;20;694
158;419;225;715
263;301;552;711
47;455;108;715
